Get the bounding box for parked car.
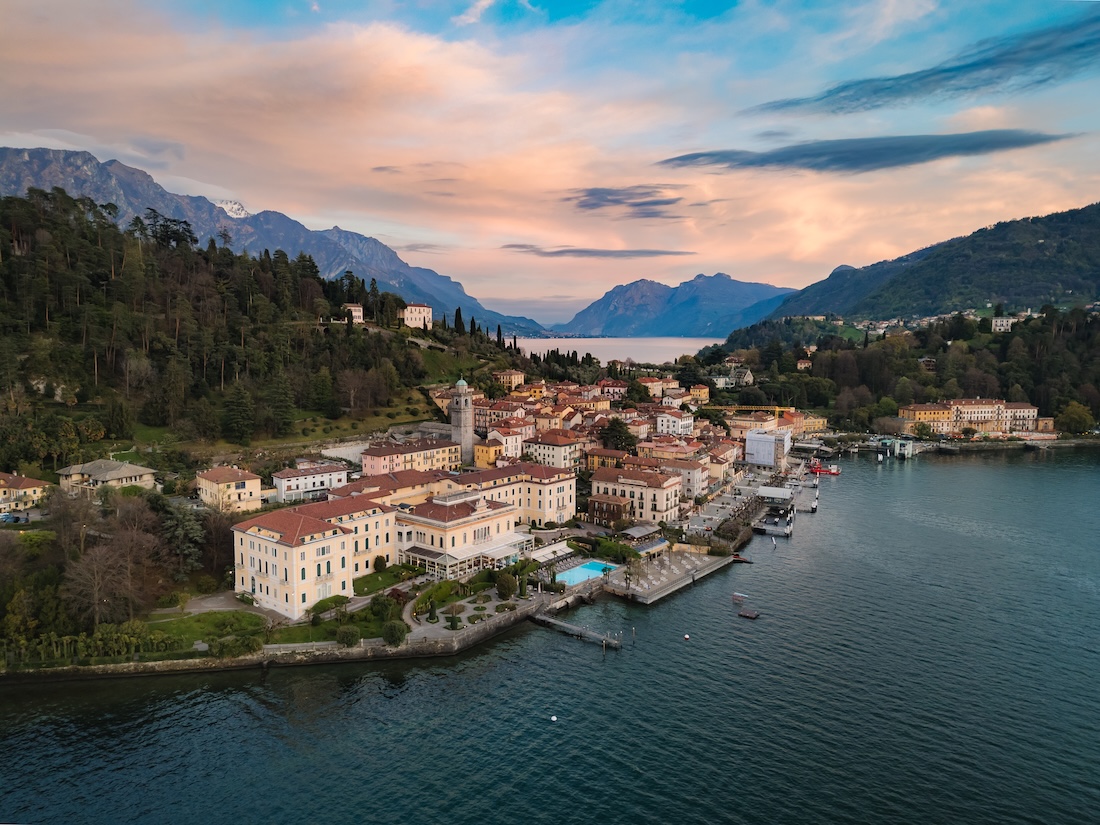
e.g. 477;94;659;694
0;513;16;523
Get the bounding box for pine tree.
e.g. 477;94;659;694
221;383;255;445
454;307;465;335
268;371;295;437
497;324;504;347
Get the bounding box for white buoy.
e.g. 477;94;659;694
684;634;690;640
551;715;557;722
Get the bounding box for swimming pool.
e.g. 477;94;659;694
557;560;618;586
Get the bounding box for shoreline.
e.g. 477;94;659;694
1;444;1087;685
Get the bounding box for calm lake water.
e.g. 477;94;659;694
516;336;721;365
3;448;1100;824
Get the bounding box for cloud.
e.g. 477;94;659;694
372;165;401;174
751;8;1100;114
394;242;450;254
658;130;1071;174
503;243;694;258
563;185;685;219
453;0;495;26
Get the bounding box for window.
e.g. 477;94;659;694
301;568;306;581
317;564;322;577
302;593;307;603
341;557;346;569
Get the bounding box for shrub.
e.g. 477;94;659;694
496;573;517;600
209;635;262;658
235;592;255;606
335;625;361;647
374;556;388;573
195;574;219;594
310;612;323;627
381;620;408;646
302;428;311;437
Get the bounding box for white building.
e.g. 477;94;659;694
272;463;349;503
398;303;433;330
655;410;694;437
745;429;792;468
522;429;587;469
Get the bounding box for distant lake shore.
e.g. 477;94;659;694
516;336;721;364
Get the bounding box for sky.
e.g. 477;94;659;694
2;0;1099;323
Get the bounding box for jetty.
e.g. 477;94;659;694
603;547;736;605
529;613;622;648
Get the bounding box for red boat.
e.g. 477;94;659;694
808;459;841;476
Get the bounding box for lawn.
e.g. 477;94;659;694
269;614;389;644
146;611;265;646
353;564;422;596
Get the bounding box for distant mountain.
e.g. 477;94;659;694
554;273;795;336
0;147;545;335
769;201;1100;320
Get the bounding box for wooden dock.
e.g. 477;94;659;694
529;614;623;648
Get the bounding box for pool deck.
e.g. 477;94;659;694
601;547;737;605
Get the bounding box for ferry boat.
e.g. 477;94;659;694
808;459;841;476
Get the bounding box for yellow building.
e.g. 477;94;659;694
197;467;264;513
492;369;526;390
690;384;710;405
474;441;505;468
0;471;49;513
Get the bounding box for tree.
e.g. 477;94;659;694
221;383;255;445
63;545;128;630
266;371;295;437
625;379;651;404
336;625;361;647
374;555;388;573
1055;401;1095;434
161;505;206;580
496;572;517;600
599;418;637;452
381;620;408;646
454;307;465;335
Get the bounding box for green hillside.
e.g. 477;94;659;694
769;201;1100;320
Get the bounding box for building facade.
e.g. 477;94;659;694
272;464;349;503
0;471;49;513
196;467;264;513
398;303;433;330
58;459;157;497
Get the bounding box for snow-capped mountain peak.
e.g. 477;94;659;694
214;199;251;219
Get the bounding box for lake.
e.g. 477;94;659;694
516;336;722;365
3;448;1099;824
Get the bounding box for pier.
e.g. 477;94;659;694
603;548;736;605
529;613;623;648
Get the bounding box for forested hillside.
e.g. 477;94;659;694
698;310;1100;431
767;201;1100;320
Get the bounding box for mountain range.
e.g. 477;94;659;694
552;273;793;336
0;147;545;335
4;146;1095;339
0;147;806;339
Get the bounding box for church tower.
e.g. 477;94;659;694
450;378;474;466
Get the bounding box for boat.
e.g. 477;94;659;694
738;609;760;620
731;592;749;602
808;459;841;476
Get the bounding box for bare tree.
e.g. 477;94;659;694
336;368;371;412
63;545;129;629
